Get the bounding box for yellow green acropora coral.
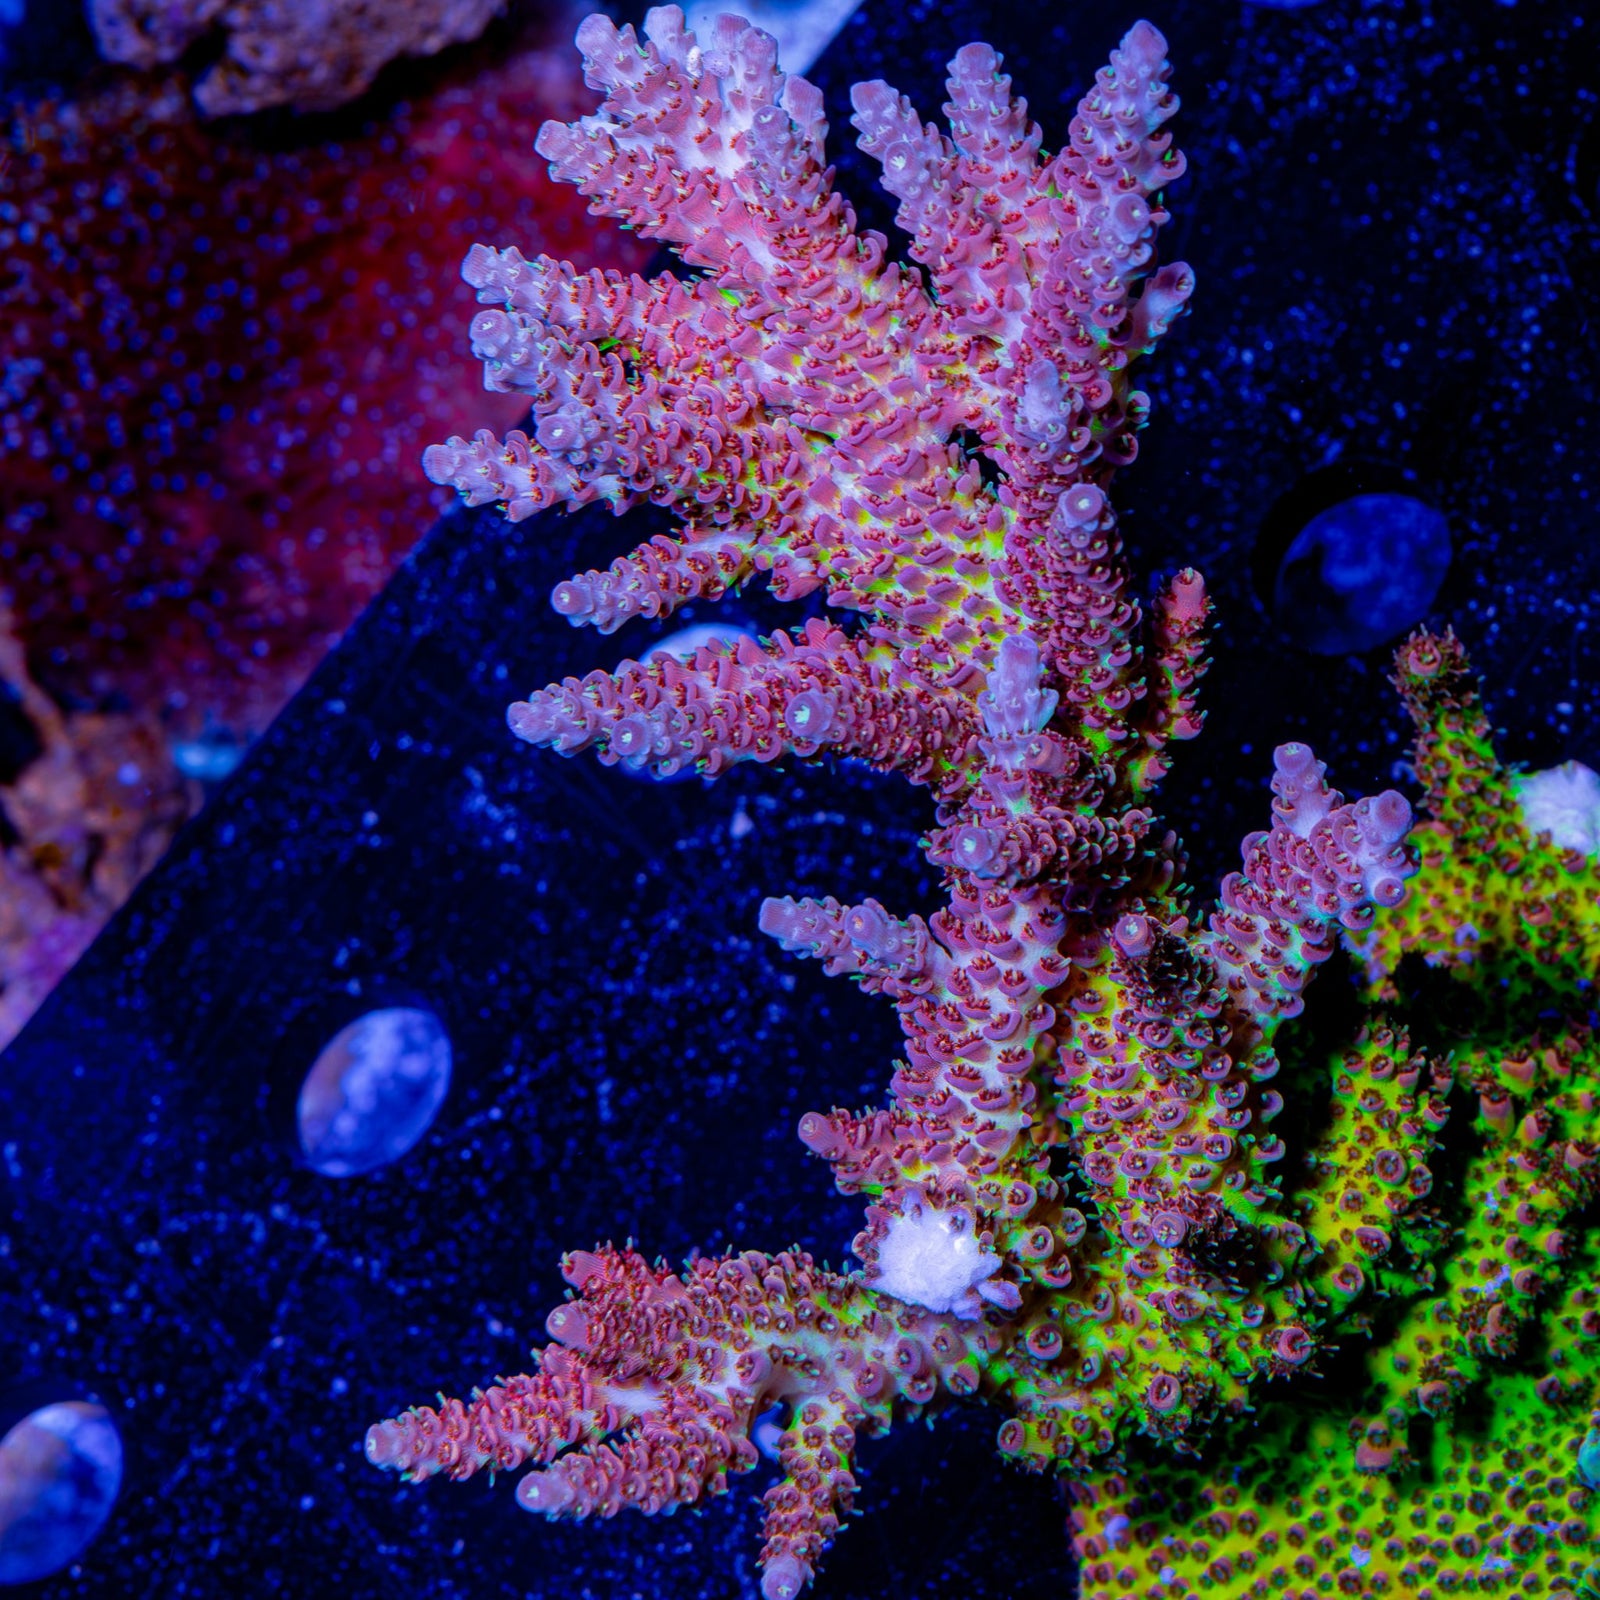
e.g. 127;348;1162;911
1072;629;1600;1599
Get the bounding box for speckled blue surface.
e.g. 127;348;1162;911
2;1;1598;1596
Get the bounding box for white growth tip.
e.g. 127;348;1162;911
868;1200;1006;1319
1515;760;1600;857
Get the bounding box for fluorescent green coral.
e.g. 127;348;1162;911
1367;1027;1600;1427
1070;631;1600;1596
1073;1367;1600;1599
1292;1022;1451;1320
1072;1085;1600;1599
1355;629;1600;1004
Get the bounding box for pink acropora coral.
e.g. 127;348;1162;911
358;14;1517;1598
366;7;1600;1598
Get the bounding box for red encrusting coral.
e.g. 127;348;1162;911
0;12;651;735
0;10;652;1040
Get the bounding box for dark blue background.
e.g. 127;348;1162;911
3;0;1597;1596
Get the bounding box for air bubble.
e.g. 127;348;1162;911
0;1401;122;1585
297;1006;452;1176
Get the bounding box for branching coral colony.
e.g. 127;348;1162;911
366;11;1600;1597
